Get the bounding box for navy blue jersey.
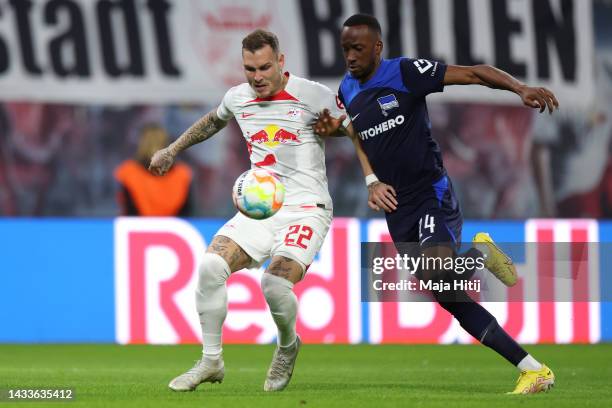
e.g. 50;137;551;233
339;57;448;205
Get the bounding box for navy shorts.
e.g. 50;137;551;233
385;175;463;250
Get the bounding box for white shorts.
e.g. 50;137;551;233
215;205;332;270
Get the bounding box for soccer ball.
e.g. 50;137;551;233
232;168;285;219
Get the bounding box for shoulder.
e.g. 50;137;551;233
291;74;334;97
222;83;252;102
339;72;355;90
219;83;256;116
381;57;405;73
289;74;337;109
377;58;412;83
338;72;361;106
387;57;406;65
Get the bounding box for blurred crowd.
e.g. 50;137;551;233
1;93;611;219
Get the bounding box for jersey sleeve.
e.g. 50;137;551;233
400;58;447;98
216;87;236;121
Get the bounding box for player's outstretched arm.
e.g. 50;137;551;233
443;65;559;114
149;110;228;176
344;122;398;212
313;108;397;211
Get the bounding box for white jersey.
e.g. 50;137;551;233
217;73;350;209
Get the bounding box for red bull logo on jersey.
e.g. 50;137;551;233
273;128;300;143
247;125;301;147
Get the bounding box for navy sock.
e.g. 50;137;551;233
479;319;528;366
435;290;527;366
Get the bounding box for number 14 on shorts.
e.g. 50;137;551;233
419;214;435;240
284;225;313;249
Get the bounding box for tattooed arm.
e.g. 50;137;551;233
149;110;228;175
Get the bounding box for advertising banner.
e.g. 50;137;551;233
1;217;609;343
0;0;593;105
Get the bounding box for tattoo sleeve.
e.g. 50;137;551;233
168;110;228;156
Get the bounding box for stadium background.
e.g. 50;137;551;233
1;0;611;347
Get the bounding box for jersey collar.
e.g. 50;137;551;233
247;72;298;103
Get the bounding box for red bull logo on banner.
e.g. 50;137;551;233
114;218;601;345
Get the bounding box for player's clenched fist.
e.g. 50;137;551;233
148;148;175;176
517;85;559;114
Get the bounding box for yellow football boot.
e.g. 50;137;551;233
507;364;555;394
473;232;518;287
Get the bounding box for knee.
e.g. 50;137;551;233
266;256;304;283
261;273;293;300
198;253;230;289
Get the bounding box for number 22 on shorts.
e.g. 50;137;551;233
284;225;313;249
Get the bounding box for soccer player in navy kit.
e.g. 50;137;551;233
314;14;559;394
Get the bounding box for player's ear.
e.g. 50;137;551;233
375;40;383;57
278;53;285;71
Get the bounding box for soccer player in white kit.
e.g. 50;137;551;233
149;29;352;392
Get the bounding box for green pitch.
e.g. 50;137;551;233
1;344;610;407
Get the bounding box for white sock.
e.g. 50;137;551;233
261;273;298;348
517;354;542;371
196;253;230;358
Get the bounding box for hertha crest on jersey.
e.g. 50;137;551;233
377;94;399;116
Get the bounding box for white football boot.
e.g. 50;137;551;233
168;356;225;392
264;336;302;392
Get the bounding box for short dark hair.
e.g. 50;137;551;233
343;14;382;35
242;29;280;54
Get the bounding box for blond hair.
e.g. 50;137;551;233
136;124;168;165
